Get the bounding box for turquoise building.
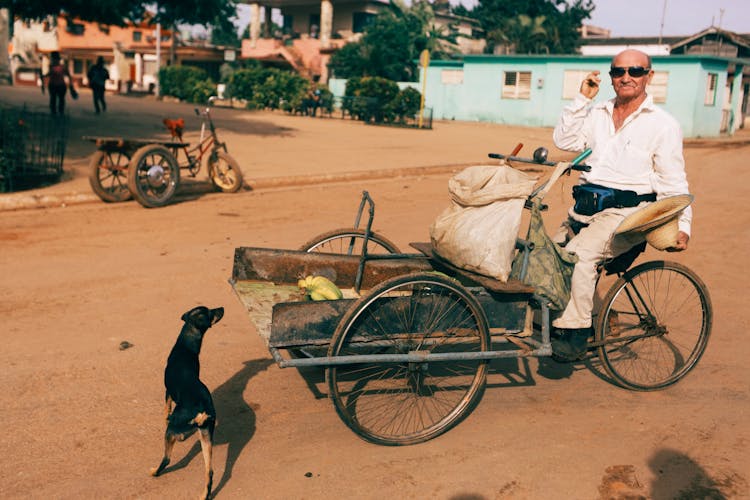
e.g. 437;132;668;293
419;55;747;138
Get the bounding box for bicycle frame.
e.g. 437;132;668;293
170;100;227;175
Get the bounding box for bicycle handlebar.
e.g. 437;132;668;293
488;149;592;172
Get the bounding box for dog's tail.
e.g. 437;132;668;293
167;406;214;438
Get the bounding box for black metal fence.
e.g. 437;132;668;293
0;106;68;192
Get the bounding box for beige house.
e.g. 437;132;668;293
240;0;484;82
9;15;229;93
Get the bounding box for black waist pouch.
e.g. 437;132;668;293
573;184;654;216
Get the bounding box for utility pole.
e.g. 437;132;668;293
155;23;161;97
717;8;725;55
658;0;668;46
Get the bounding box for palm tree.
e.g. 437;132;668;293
388;0;460;59
488;14;548;54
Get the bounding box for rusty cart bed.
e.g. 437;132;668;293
229;243;546;446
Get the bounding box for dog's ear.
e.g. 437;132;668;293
181;306;208;325
209;307;224;326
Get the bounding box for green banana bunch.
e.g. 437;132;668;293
297;275;343;301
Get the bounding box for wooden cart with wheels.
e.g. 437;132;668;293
83;97;244;208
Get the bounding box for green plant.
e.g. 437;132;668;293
345;77;400;123
317;86;335;115
226;67;308;110
257;70;308;109
190;80;217;104
158;66;212;101
389;87;422;123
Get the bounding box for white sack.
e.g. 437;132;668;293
429;165;537;282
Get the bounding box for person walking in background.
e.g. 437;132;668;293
41;51;76;116
87;56;110;114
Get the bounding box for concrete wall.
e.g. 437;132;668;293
420;55;741;137
328;55;745;137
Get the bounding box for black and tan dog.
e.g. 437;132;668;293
151;306;224;500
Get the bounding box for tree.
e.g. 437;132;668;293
149;0;237;64
0;0;236;34
0;0;141;27
488;14;548;54
209;14;240;47
328;43;369;80
361;10;419;81
472;0;594;54
329;0;460;82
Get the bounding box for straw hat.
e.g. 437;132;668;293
615;194;694;250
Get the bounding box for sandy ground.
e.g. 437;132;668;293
1;86;749;499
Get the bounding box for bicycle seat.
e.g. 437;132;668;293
601;242;646;275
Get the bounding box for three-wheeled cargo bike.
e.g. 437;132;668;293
230;149;712;446
85;98;243;208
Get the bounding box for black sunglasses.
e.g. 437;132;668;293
609;66;651;78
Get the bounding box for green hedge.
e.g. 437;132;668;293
387;87;421;124
344;76;422;124
157;66;422;124
158;66;216;103
226;68;309;110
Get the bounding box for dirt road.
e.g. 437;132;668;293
1;87;748;499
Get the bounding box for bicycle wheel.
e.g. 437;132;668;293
88;150;132;202
207;151;244;193
127;145;180;208
328;272;490;445
595;260;712;391
300;228;400;254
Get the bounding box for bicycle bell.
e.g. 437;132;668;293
533;147;548;163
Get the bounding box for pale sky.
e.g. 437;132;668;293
236;0;750;39
586;0;750;37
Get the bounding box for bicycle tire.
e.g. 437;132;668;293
207;151;244;193
595;260;712;391
300;228;400;255
127;145;180;208
88;150;132;203
327;272;489;445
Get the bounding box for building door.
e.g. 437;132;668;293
309;14;320;38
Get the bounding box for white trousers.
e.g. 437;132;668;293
552;205;646;329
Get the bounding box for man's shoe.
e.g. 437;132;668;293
551;327;592;362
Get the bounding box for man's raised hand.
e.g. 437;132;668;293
580;71;601;99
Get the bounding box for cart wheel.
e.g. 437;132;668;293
595;260;712;391
300;228;400;255
328;272;490;445
207;151;244;193
88;150;132;202
127;145;180;208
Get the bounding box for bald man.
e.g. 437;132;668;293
550;49;692;361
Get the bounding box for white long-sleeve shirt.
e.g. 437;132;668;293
554;93;692;235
